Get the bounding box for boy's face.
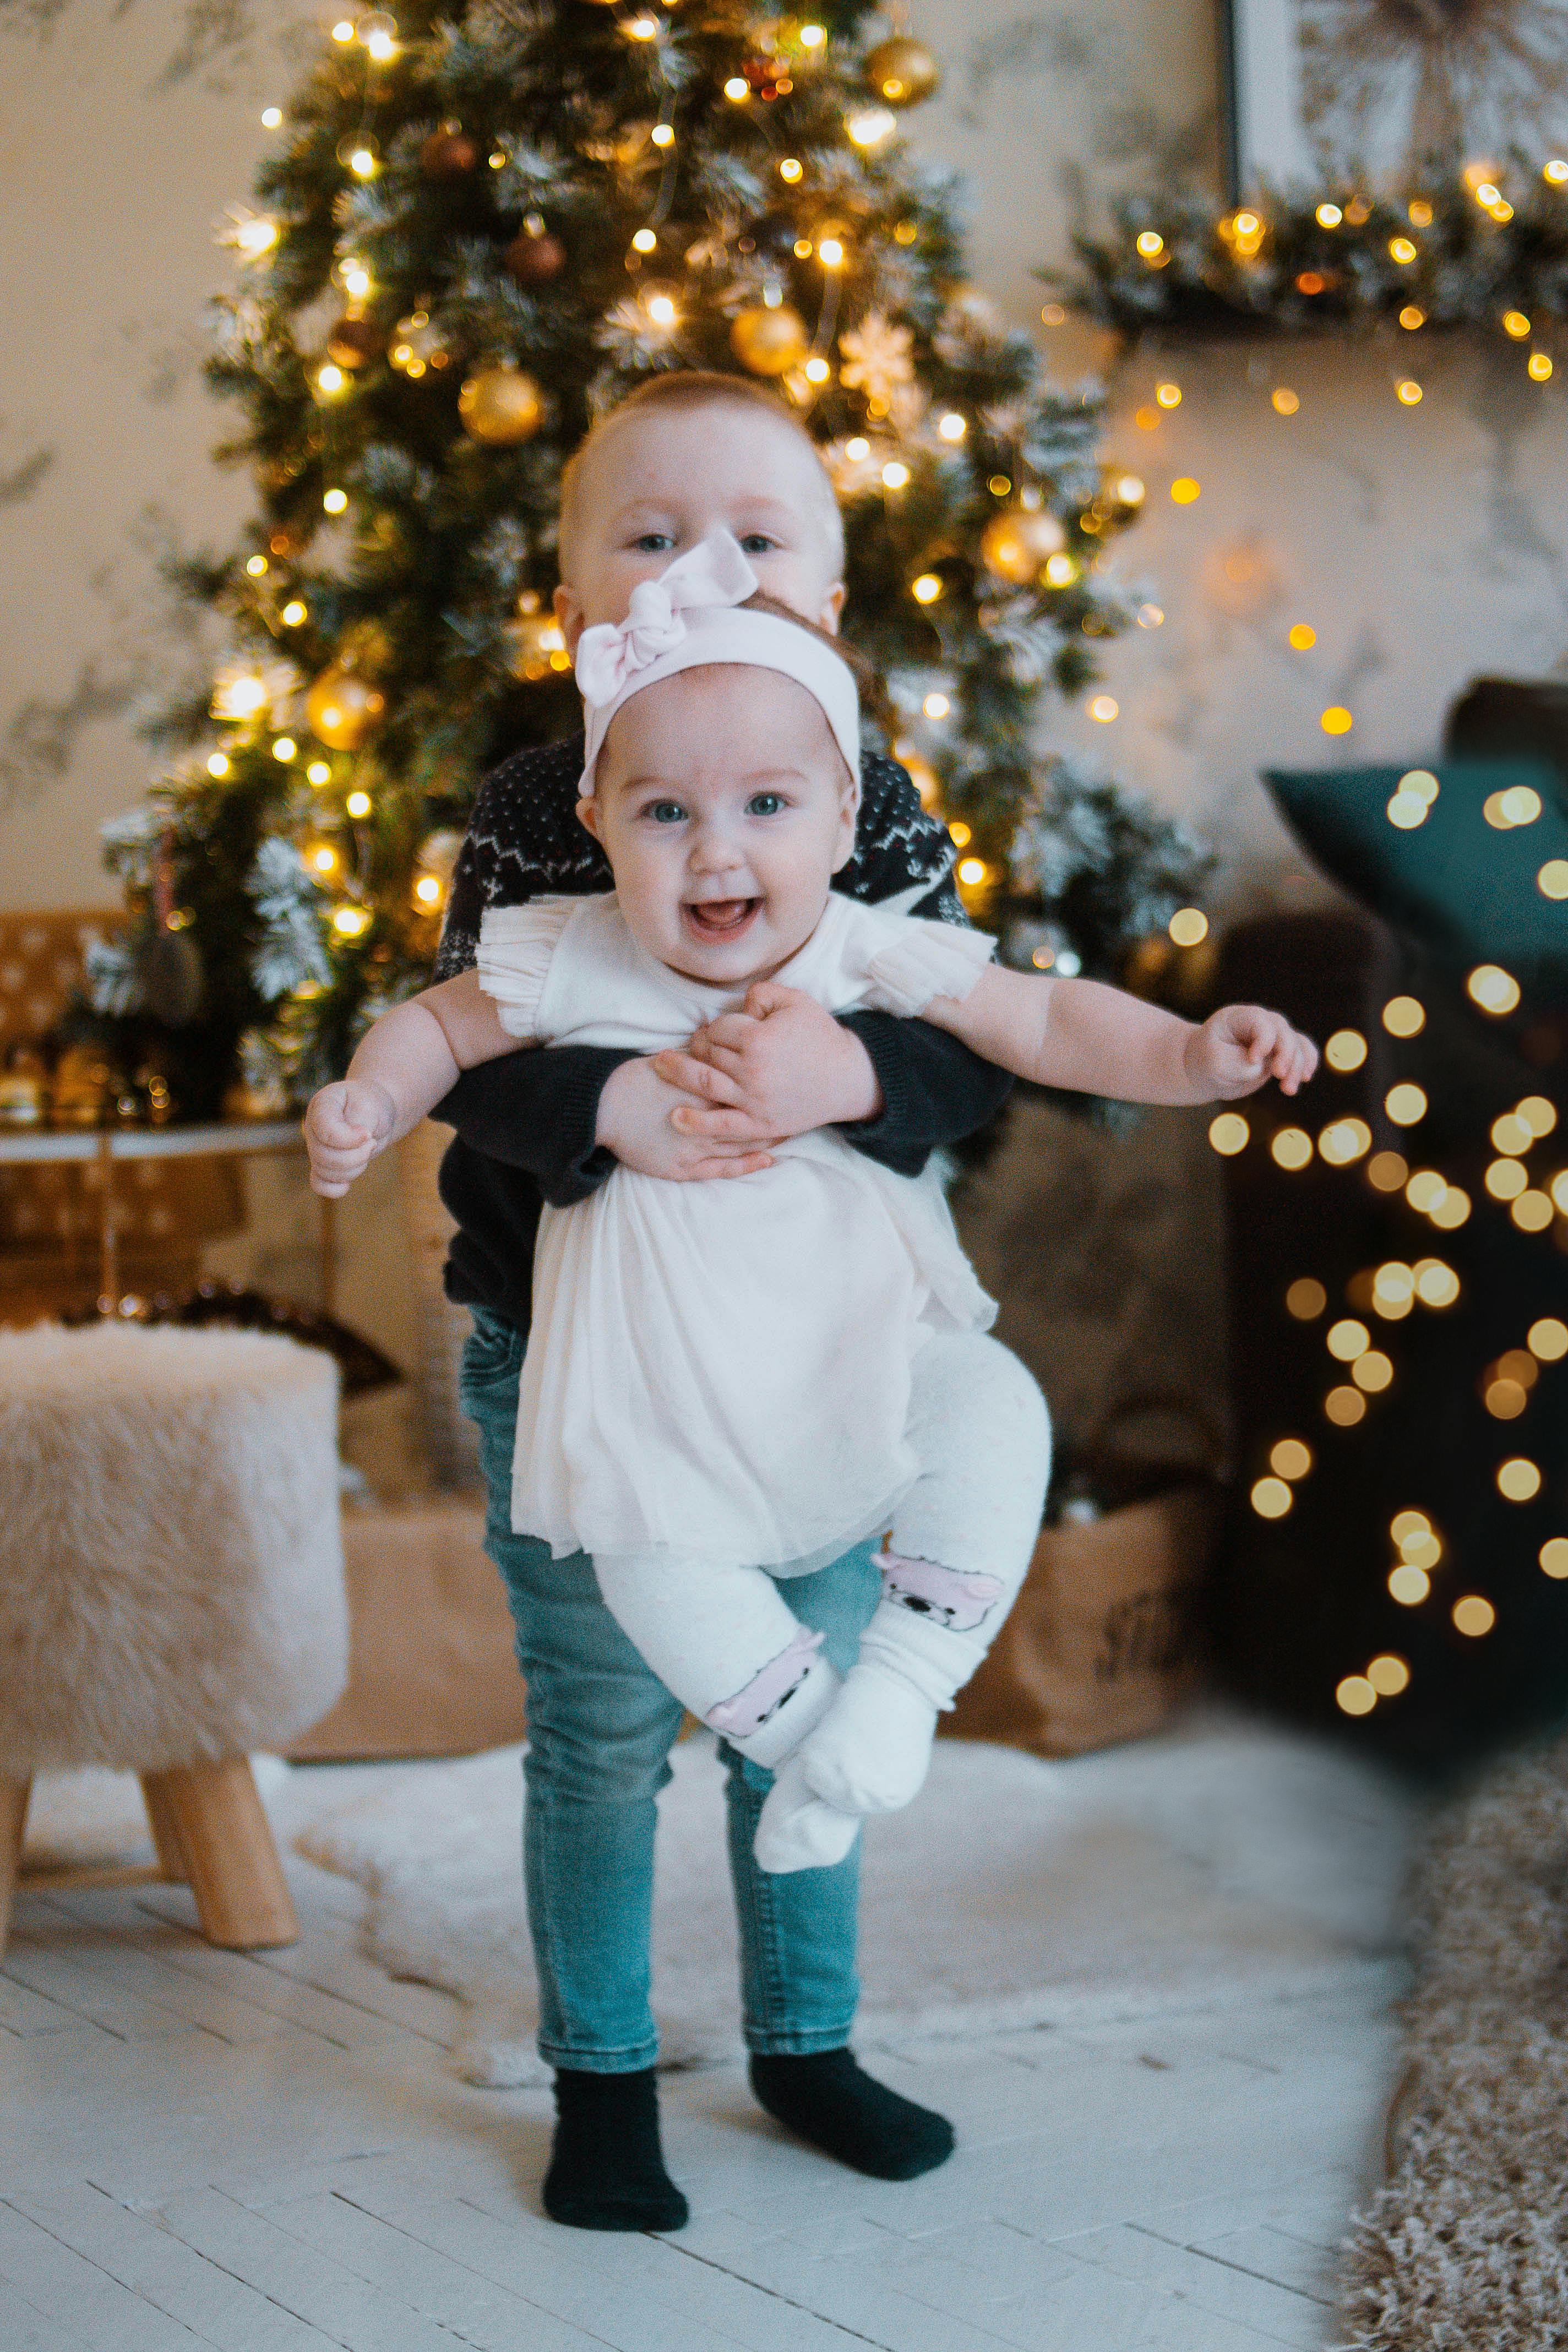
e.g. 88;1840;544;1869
556;406;847;649
579;665;858;988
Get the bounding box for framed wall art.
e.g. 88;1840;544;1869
1221;0;1568;197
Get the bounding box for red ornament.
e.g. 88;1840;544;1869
504;226;567;285
421;124;479;177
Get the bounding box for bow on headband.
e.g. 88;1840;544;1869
573;526;863;801
574;529;760;705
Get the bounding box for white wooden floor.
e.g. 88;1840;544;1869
0;1771;1398;2352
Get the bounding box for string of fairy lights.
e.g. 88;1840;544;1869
1049;155;1568;792
1197;756;1568;1721
1043;157;1568;1730
1068;157;1568;386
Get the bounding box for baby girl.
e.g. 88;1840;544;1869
306;529;1316;1875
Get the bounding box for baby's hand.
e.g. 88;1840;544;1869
596;1057;780;1182
653;982;883;1136
1185;1004;1318;1101
303;1078;397;1198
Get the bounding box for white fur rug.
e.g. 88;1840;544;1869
21;1754;292;1870
292;1713;1420;2088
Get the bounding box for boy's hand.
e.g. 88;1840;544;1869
304;1079;398;1197
595;1057;779;1182
1185;1004;1318;1101
652;983;884;1136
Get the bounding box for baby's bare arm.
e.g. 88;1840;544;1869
923;967;1316;1104
417;968;523;1072
304;970;527;1197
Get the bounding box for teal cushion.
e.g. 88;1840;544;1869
1265;759;1568;1002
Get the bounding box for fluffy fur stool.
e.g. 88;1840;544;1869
0;1324;347;1952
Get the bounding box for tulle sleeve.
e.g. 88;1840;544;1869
476;897;579;1038
863;917;997;1016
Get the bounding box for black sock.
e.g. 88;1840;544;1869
749;2048;956;2182
542;2067;689;2233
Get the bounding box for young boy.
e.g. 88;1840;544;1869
433;373;1011;2232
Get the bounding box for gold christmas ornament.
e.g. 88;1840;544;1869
458;362;545;443
730;302;811;375
865;33;939;106
980;505;1068;584
306;663;388;749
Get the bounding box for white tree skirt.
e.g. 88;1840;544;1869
290;1711;1421;2089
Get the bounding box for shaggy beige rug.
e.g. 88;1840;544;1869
1338;1729;1568;2349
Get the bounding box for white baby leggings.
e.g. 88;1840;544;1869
592;1330;1050;1874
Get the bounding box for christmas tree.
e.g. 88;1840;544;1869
89;0;1208;1114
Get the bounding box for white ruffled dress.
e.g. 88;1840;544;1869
476;890;997;1572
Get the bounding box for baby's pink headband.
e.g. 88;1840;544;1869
575;529;862;799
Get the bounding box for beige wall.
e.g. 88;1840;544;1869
0;0;291;907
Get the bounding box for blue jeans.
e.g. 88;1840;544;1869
460;1305;880;2074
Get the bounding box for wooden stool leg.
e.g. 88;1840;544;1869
139;1774;188;1883
141;1759;297;1951
0;1777;32;1957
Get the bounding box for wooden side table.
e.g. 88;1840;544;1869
0;1121;335;1315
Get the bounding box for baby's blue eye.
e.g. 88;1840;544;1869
631;532;676;553
747;792;786;817
648;800;687;824
738;532;780;554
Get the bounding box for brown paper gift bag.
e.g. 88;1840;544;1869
289;1502;527;1760
944;1482;1218;1756
945;1381;1225;1757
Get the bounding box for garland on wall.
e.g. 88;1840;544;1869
1059;150;1568;375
